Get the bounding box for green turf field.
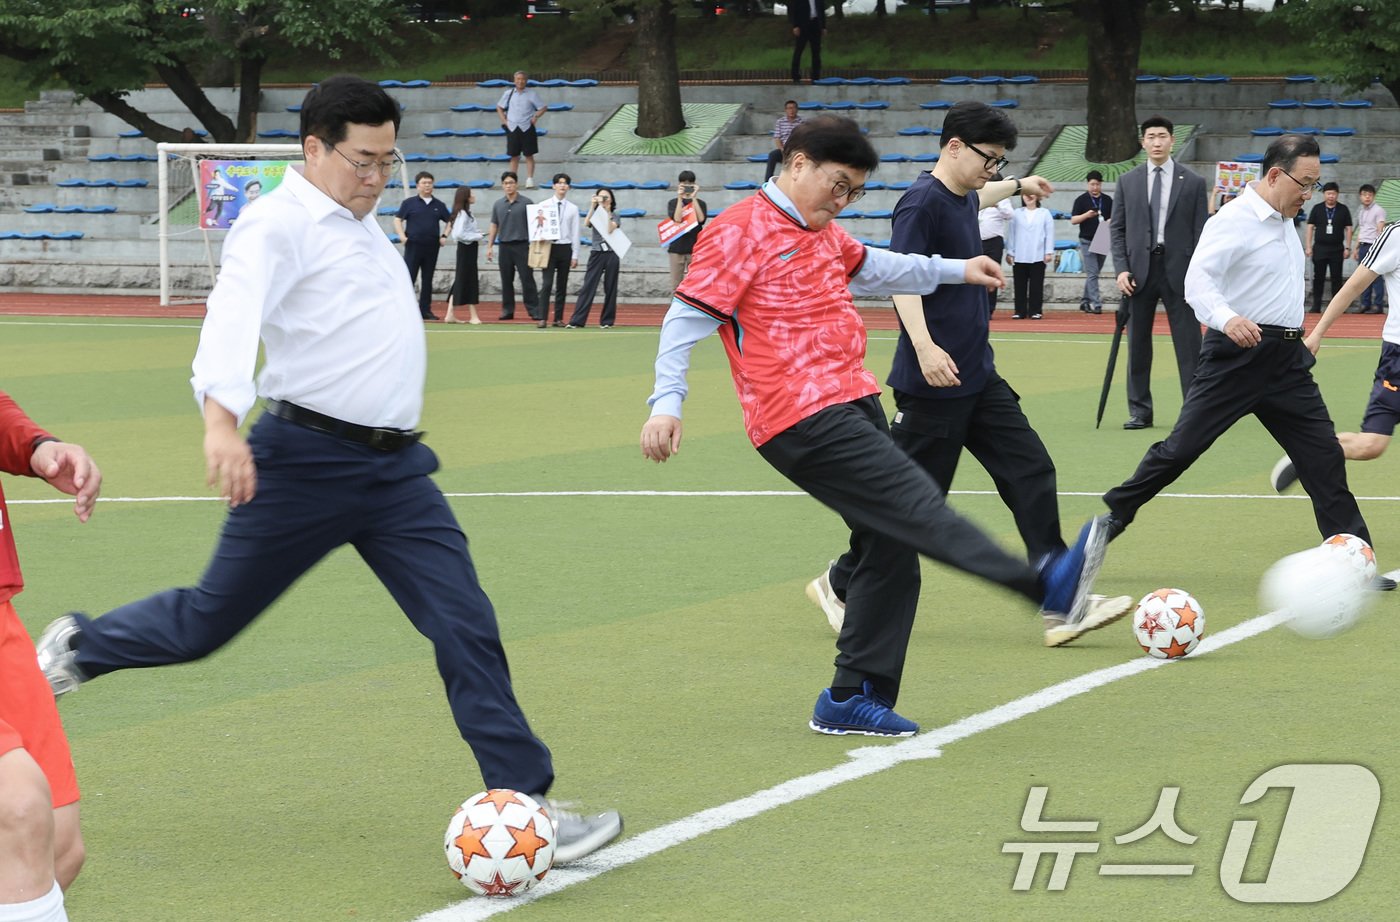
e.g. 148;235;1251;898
5;315;1396;921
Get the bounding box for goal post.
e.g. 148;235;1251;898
157;142;302;306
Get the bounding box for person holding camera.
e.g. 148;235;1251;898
668;171;708;290
568;188;624;329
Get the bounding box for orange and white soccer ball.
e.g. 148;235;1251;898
1263;545;1373;640
1132;588;1205;659
445;789;556;897
1320;533;1377;584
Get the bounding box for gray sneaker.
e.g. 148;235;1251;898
1270;455;1299;493
35;614;87;697
1043;594;1135;647
805;561;845;633
539;800;623;865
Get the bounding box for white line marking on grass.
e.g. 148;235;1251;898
412;606;1304;921
0;319;202;331
11;489;1400;506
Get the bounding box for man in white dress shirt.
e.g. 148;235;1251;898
538;172;581;328
34;75;621;863
1100;134;1371;554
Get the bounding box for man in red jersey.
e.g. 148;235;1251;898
0;390;99;922
640;116;1112;738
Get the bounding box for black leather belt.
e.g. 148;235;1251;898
1258;324;1305;340
1150;243;1166;256
264;399;423;452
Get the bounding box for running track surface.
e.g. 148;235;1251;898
0;292;1388;337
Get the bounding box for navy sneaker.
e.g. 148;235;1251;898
1038;515;1110;625
810;681;918;737
1270;455;1299;493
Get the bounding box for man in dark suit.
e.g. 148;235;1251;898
788;0;826;85
1109;115;1209;430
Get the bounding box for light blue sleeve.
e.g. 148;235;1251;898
647;301;724;419
848;246;966;297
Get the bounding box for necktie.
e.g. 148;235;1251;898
1150;166;1163;245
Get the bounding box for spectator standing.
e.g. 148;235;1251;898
568;188;623;329
538;173;581;328
1354;183;1387;314
486;172;539;322
667;171;708;290
495;71;547;190
1070;170;1112;314
1109;115;1209;430
394;171;451;321
0;391;98;922
1305;181;1351;313
787;0;826;84
1005;192;1055;320
765;100;804;181
444;187;482;325
977;178;1014;314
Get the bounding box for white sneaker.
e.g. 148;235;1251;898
524;177;536;189
1043;594;1134;647
806;562;845;633
538;800;622;865
1270;454;1299;493
35;614;87;697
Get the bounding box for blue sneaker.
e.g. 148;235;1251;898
810;681;918;737
1038;515;1110;625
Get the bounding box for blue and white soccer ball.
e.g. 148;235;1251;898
1261;546;1373;640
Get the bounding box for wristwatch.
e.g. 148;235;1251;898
1008;176;1023;197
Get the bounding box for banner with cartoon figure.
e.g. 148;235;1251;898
198;160;292;229
1214;161;1262;197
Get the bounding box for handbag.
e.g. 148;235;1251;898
527;238;551;269
449;211;483;245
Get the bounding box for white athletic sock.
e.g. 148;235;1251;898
0;882;67;922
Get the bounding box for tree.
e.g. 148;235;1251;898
1079;0;1146;163
633;0;684;137
0;0;405;144
1278;1;1400;107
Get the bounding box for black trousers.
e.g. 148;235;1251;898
1125;252;1203;421
497;241;539;319
981;236;1004;312
791;22;823;82
70;412;556;796
757;396;1041;704
1105;330;1370;544
1311;252;1345;311
764;149;784;181
569;249;620;327
539;242;574;323
1012;261;1046;318
403;239;441;318
450;242;479;306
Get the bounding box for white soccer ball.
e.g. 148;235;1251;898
1320;533;1378;584
445;789;556;897
1262;546;1373;640
1132;588;1206;659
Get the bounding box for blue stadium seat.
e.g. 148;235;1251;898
1284;125;1320;134
724;181;761;190
49;232;84;241
1302;99;1336;109
537;79;569;88
1338;99;1374;108
940;76;971;85
286;105;302;112
24;204;55;213
1164;75;1194;83
1198;74;1230;83
898;127;935;136
636;181;669;190
258;129;298;138
458;153;487;162
404;154;428;162
919;101;953;109
826;101;856;110
1234;153;1266;162
484;128;506;136
885;181;911;191
1250;127;1284;136
87;154;118;162
450;104;486;112
115;179;149;187
435;180;462;188
847;77;878;86
119;129;143;138
1320;153;1340;163
572;180;603;189
424;129;455;137
797;101;824;110
602;181;636;190
402;79;432;88
877;77;912;85
855;101;889;110
1285;74;1318;83
547;103;573;111
1136;75;1162;83
55;179;87;187
1268;99;1301;108
468;180;494;188
971;76;1003;85
911;153;940;162
377;206;397;216
378;80;404;88
565;79;598;87
746;154;770;162
863;209;894;219
1006;75;1039;84
813;77;844;86
616;208;646;218
880;154;909;162
864;181;886;191
1321;127;1356;136
990;99;1018;108
478;79;512;88
486;154;510;162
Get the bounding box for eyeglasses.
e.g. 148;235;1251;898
812;162;866;204
1280;169;1322;193
962;140;1010;174
328;143;403;179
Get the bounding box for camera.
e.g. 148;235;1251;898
681;183;696;195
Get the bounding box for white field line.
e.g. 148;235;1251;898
9;489;1400;506
416;585;1400;922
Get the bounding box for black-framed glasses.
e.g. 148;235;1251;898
1280;169;1322;193
813;162;867;204
328;143;403;179
962;140;1011;174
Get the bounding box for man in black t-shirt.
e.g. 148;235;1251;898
1070;170;1113;314
1305;181;1352;312
808;102;1132;650
394;171;452;320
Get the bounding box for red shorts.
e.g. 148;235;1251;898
0;600;79;807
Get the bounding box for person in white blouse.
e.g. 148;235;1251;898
538;172;581;328
33;75;622;863
1100;134;1372;562
977;179;1014;314
1004;192;1055;319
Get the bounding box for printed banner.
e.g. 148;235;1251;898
527;202;561;242
197;160;291;229
656;203;697;247
1214;161;1262;196
589;207;632;261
